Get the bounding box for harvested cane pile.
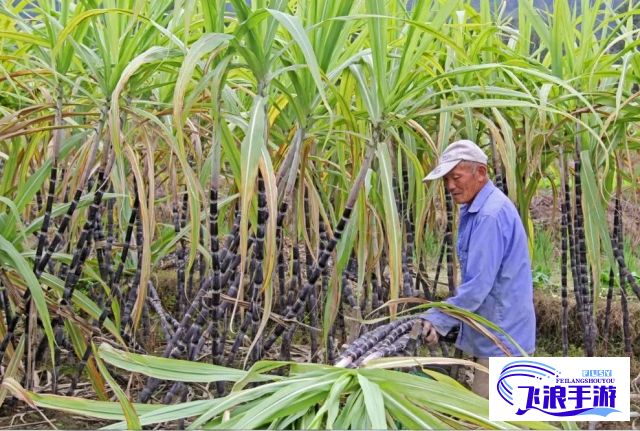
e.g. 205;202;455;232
334;317;423;368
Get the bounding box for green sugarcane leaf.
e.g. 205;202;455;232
376;142;401;318
0;196;26;245
173;33;233;123
580;151;614;297
0;335;25;407
237;93;268;326
231;377;333;429
365;0;388;105
0;30;49;46
349;63;381;123
309;373;354;429
1;161;50;239
382;390;449;429
244;150;278;367
1;382;161;421
98;344;272;383
519;0;552;54
40;273;123;342
357;373;387;429
232;361;288;393
187;378;316;430
266;9;328;109
104;400;215;429
93;343;141;430
492;108;518;201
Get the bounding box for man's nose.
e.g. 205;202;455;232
445;179;454;191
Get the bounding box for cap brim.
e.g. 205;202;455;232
422;160;460;182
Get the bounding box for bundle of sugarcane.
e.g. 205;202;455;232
334;317;423;368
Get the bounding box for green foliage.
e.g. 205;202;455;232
1;343;568;430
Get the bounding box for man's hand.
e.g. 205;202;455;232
421;320;439;346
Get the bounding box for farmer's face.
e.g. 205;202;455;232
444;162;487;205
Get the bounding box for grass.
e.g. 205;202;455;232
624;237;640;276
532;227;557;289
528;223;639;294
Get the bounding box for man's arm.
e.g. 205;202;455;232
421;214;505;335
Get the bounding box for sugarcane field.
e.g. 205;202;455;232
1;0;640;429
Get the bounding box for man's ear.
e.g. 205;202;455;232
478;164;488;178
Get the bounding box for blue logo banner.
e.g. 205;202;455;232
489;357;630;421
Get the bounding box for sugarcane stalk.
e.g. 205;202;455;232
559;151;569;356
66;193;140;395
354;320;416;366
334;317;415;368
276;220;287;313
139;277;214;402
400;159;416;298
444;191;455;296
120;213;144;333
50;168;107;392
573;144;594;356
208;184;221;364
262;143;376;353
490;136;507;195
342;270;357;308
404;208;417;299
620;284;632;356
34;164;58;272
34;84;64;270
430;239;446;300
610;187;640;301
247;175;269;360
612;169;632;355
358;331;417;366
0;280;11;329
274;128;303;313
176;193;188;316
602;268;615;353
307;286;320;362
565;158;582;314
147;281;178;339
279;290;296;361
104;185;115;284
212;213;243;365
279;241;301;361
226;176;268;365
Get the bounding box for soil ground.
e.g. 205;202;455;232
530;190;640;246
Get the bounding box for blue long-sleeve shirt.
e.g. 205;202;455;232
423;180;536;357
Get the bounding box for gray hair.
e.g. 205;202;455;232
458;160;486;174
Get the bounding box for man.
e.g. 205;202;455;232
420;139;536;398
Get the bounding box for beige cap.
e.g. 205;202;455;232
423;139;488;182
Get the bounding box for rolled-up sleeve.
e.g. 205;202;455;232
421;215;505;335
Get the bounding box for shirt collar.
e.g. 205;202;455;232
466;180;495;214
